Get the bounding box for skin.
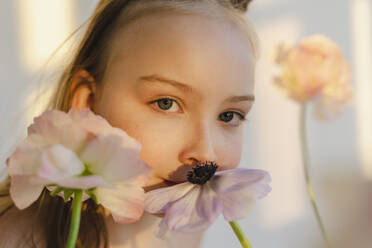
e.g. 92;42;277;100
71;12;256;192
0;11;257;248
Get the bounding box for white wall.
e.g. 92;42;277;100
1;1;371;247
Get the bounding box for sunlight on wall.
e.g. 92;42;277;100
15;0;78;124
16;0;75;72
254;18;308;228
352;0;372;179
26;85;56;123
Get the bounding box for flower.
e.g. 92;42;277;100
273;35;352;119
145;161;271;238
6;108;151;223
313;80;353;120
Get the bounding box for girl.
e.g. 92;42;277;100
0;0;259;247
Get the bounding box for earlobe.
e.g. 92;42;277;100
70;70;97;111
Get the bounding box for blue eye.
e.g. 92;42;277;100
219;111;246;126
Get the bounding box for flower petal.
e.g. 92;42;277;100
81;134;150;182
27;110;71;144
212;168;271;196
39;144;84;178
96;182;145;223
145;182;195;214
68;108;112;135
314;81;353;120
211;168;271;221
7;134;47;176
60;123;92;152
70;108;142;150
158;186;214;237
57;175;112;190
9;175;44;209
195;183;222;226
39;144;112;189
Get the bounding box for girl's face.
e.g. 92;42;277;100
93;13;255;189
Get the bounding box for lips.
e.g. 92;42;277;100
163;179;179;187
144;179;180;192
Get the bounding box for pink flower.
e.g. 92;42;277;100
145;162;271;237
7;108;151;223
313;80;353;120
274;35;352;119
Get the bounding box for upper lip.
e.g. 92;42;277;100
163;179;182;187
167;164;198;183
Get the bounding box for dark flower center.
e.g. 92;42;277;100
187;161;218;185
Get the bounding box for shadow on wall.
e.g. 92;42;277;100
324;173;372;248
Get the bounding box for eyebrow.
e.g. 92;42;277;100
224;95;255;103
139;74;196;94
139;74;255;102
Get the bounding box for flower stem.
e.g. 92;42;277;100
66;190;83;248
229;221;252;248
300;104;331;248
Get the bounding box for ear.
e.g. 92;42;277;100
70;70;97;111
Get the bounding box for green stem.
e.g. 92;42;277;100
300;104;331;248
66;190;83;248
229;221;252;248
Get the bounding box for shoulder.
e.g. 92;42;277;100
0;204;46;247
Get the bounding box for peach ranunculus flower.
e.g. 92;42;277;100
273;35;352;119
6;108;151;223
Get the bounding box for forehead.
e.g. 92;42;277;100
106;12;255;94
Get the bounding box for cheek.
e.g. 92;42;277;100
96;95;186;177
136;124;182;173
217;130;243;170
101;105;185;177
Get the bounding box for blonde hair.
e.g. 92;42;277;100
1;0;259;247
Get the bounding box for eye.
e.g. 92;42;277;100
218;111;246;127
150;97;181;113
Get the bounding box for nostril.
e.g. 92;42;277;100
188;158;200;166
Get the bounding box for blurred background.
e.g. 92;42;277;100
0;0;371;247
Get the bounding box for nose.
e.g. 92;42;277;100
178;121;218;167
